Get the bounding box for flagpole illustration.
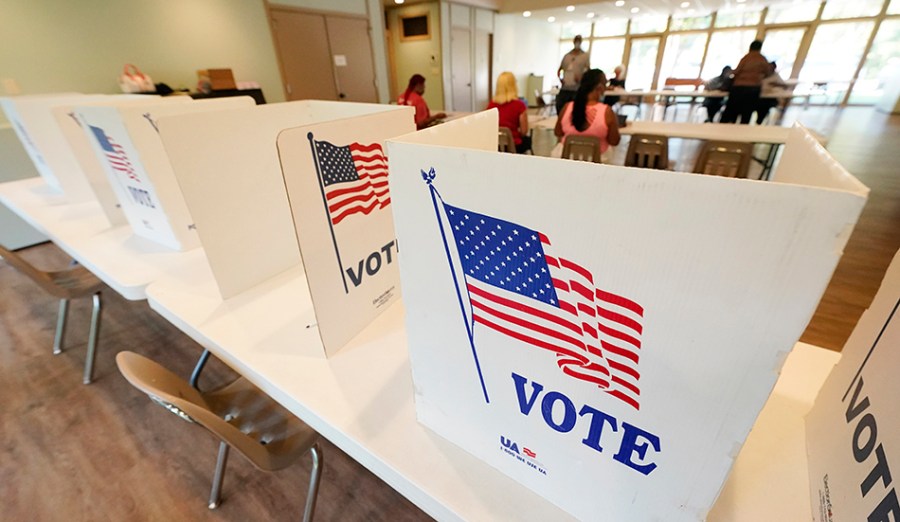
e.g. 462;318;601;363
308;132;350;294
423;168;490;404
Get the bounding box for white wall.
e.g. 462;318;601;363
492;13;561;98
273;0;366;15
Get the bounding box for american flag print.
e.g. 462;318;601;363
445;203;645;410
312;138;390;225
89;125;139;182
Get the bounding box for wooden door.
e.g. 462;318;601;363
270;9;338;101
325;17;379;103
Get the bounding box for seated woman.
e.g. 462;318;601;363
398;74;446;130
554;69;621;162
486;72;531;154
603;65;626;106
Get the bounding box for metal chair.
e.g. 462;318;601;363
498;127;516;153
533;89;554;116
617;89;643;121
692;140;753;179
561;135;602;163
625;134;670;170
0;244;103;384
116;350;322;520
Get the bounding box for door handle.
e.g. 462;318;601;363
339;93;346;99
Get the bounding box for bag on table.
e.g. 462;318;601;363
118;64;155;93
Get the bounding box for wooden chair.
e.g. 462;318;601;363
0;244;103;384
562;135;602;163
498;127;515;153
693;140;753;178
116;350;322;520
662;78;705;120
625;134;670;170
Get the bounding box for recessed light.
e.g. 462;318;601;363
548;16;556;22
523;10;531;17
615;0;625;6
587;12;595;18
566;5;575;11
631;7;640;13
680;1;690;6
394;0;404;4
736;0;746;3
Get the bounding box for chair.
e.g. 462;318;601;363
625;134;670;170
617;89;642;121
116;350;322;520
662;78;704;120
533;89;553;116
561;135;602;163
0;244;103;384
498;127;516;153
692;140;753;178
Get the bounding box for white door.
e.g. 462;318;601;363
451;27;472;112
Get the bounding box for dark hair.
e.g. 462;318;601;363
401;74;426;104
571;69;606;132
750;40;763;51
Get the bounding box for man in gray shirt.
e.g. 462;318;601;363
556;35;590;114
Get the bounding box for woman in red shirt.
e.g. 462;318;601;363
398;74;445;129
486;72;530;154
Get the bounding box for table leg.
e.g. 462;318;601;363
761;144;780;181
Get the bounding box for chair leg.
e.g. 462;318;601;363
190;349;212;390
82;292;102;384
208;441;230;509
303;443;323;522
53;298;69;355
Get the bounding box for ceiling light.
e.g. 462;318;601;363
566;5;575;11
523;10;531;17
736;0;746;3
587;12;596;18
548;16;556;22
615;0;625;6
680;1;690;6
394;0;404;4
631;7;640;13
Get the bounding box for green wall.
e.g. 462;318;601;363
387;2;445;111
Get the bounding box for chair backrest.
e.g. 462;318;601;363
498;127;515;153
624;134;669;170
692;140;753;178
561;135;602;163
663;78;704;91
533;89;547;108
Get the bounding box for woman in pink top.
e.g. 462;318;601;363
554;69;621;159
398;74;446;130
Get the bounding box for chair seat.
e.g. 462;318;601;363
1;245;103;298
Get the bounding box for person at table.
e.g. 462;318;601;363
603;65;627;106
755;62;789;125
702;65;733;122
721;40;770;124
398;74;446;129
554;69;621;162
486;71;531;154
556;35;591;115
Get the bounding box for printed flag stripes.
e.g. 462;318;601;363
89;125;139;182
444;202;645;410
312;138;390;225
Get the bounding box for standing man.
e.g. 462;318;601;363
556;35;590;115
721;40;770;124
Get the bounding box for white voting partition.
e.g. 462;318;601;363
157;100;411;302
0;93;103;200
806;249;900;522
276;108;414;355
75;97;254;251
51;96;190;227
386;111;868;521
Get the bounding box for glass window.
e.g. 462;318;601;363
626;37;661;90
561;21;594;39
849;19;900;103
715;8;763;27
658;33;709;86
594;17;629;36
762;28;806;78
670;14;712;30
821;0;883;19
701;29;757;79
630;15;668;34
799;21;876;81
590;38;627;78
890;0;900;14
765;1;821;24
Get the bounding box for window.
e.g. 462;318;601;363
670;14;712;30
630;15;668;34
561;22;594;39
762;28;806;78
765;1;821;24
715;8;763;27
627;37;661;90
658;33;709;85
701;29;758;79
849;19;900;103
890;0;900;14
821;0;884;19
799;21;876;81
594;17;629;36
591;38;627;78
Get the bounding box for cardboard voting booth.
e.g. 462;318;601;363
157;100;413;356
386;111;868;521
806;249;900;522
51;96;191;227
75;97;254;251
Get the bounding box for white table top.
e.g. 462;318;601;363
145;251;837;521
0;178;203;300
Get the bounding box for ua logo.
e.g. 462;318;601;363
500;436;519;454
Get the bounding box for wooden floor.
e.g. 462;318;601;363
0;106;898;520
